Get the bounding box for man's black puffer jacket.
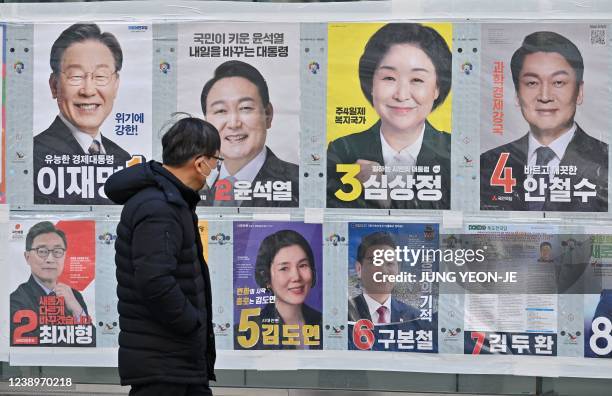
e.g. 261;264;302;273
105;160;215;386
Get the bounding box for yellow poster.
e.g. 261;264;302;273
198;220;209;263
326;23;453;210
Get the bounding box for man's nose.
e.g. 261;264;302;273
538;83;553;102
79;76;97;96
226;111;242;129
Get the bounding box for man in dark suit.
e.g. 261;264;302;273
33;23;132;205
480;31;608;212
199;60;299;207
10;221;91;346
348;231;420;325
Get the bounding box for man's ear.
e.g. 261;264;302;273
49;74;58;99
355;261;362;279
264;103;274;129
576;81;584;106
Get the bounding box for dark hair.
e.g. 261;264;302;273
161;117;221;166
25;221;67;251
540;241;553;249
50;23;123;75
359;23;452;111
510;31;584;90
357;231;396;263
255;230;316;290
200;60;270;115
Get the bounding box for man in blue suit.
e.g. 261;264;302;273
348;231;420;324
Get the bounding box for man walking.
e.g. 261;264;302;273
105;117;221;395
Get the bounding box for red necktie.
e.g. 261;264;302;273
376;306;388;324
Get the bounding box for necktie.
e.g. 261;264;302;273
214;176;238;207
48;291;56;296
376;306;388;324
88;139;101;155
528;146;556;211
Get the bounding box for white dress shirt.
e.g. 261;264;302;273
527;123;576;181
380;124;425;171
217;146;267;183
363;293;392;324
59;113;107;154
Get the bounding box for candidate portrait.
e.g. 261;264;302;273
10;221;90;345
480;31;608;212
33;23;132;205
327;23;452;209
199;60;299;207
348;231;420;325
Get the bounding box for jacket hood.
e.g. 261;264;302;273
104;161;158;205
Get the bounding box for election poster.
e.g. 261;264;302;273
460;224;589;356
0;24;5;204
32;22;152;205
480;24;610;212
9;220;96;347
177;23;301;208
347;222;439;352
327;23;452;210
233;221;322;350
584;234;612;358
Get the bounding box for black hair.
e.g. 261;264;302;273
358;23;452;111
200;60;270;115
25;221;67;251
510;31;584;90
357;231;396;263
255;230;316;290
161;117;221;166
540;241;553;249
50;23;123;75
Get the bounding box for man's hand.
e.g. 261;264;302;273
355;159;382;184
54;283;84;316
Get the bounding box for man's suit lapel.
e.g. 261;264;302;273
354;294;372;322
50;117;87;155
558;126;599;180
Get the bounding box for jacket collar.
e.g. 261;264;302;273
150;162;200;209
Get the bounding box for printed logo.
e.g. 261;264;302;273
13;61;24;74
325;233;346;246
159;61;171;74
325;324;345;337
461;62;473;75
211;232;231;245
98;232;116;245
308;61;320;74
128;25;148;32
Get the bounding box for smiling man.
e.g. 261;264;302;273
10;221;89;345
480;31;608;211
199;60;299;207
33;23;131;204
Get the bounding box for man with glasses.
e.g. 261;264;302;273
10;221;89;344
105;117;220;395
33;23;131;204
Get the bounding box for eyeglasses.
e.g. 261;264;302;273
61;70;117;87
198;154;224;171
211;155;224;170
28;247;66;259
